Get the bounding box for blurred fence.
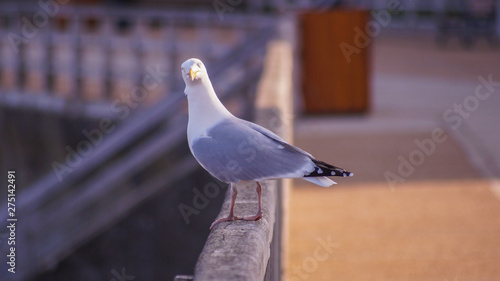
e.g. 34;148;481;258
0;4;271;117
0;4;276;280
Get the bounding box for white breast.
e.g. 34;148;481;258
185;82;232;147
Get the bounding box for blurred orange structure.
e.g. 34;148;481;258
301;10;370;114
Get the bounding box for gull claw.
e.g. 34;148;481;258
209;215;236;230
209;212;264;229
235;212;263;222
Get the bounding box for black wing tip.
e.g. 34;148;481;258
335;170;354;177
309;159;353;178
305;167;354;178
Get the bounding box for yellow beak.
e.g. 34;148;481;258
189;68;197;81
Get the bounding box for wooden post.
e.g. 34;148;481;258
301;9;370;114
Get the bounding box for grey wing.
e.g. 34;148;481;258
239;119;314;158
191;119;315;183
243;119;352;177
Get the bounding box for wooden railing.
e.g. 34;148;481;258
0;7;276;280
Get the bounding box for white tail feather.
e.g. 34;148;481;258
303;177;337;187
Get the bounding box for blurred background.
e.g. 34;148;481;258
0;0;499;280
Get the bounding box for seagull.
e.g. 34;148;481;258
181;58;353;229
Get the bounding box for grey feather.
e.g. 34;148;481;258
239;119;314;158
191;117;314;183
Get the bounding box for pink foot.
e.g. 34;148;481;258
209;182;264;229
235;212;263;221
210;215;236;229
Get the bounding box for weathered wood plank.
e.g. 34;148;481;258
195;181;277;281
256;39;294;281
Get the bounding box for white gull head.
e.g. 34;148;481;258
181;58;233;147
181;58;210;93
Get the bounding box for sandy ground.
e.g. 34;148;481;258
288;181;500;281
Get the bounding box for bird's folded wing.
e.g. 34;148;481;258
191;118;315;183
239;119;313;158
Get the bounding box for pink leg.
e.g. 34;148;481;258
236;182;263;221
210;183;238;229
